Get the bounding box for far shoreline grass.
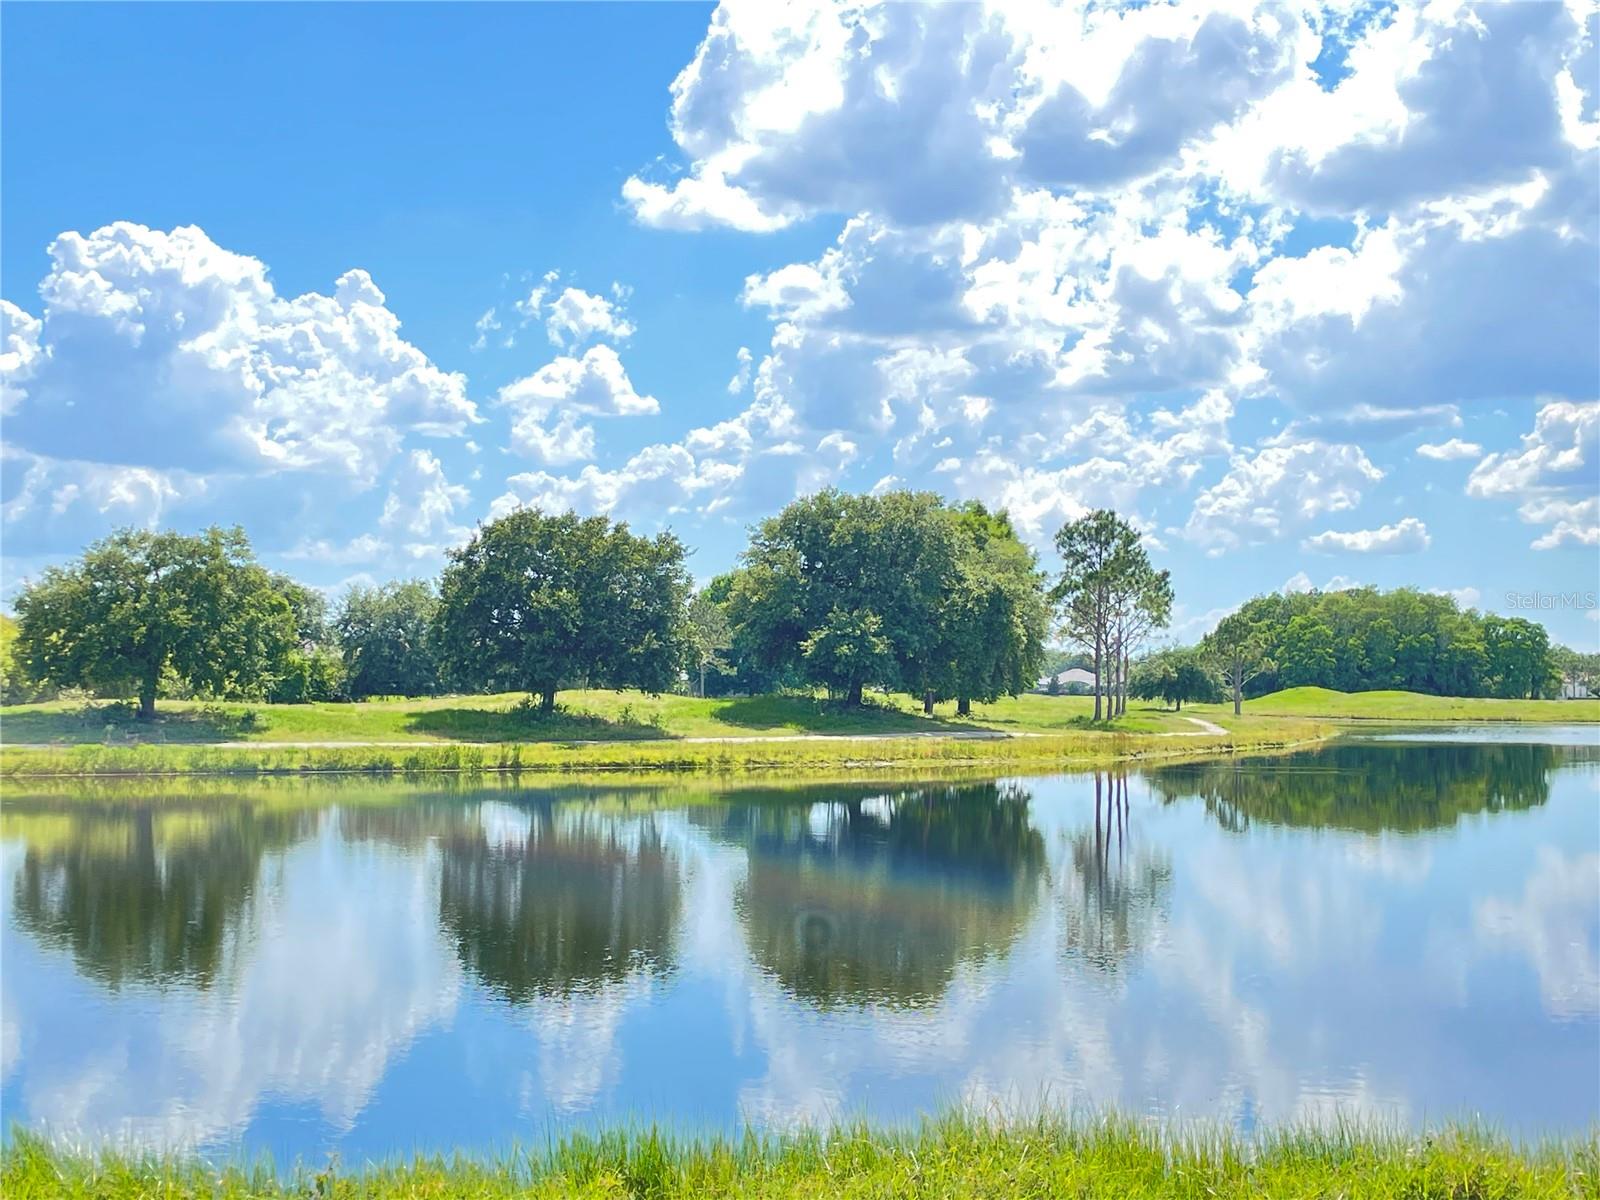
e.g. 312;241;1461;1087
3;1114;1593;1199
5;680;1594;777
0;717;1330;778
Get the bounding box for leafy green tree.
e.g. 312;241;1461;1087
13;527;297;717
1278;614;1338;687
729;490;960;705
1203;610;1274;715
1052;510;1167;720
0;613;47;705
921;503;1049;716
1130;647;1219;710
335;580;443;698
1483;615;1554;699
686;589;733;697
432;509;690;713
266;645;347;703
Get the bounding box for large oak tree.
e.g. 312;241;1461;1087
13;526;297;718
431;509;690;713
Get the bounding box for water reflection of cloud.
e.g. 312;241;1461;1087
3;760;1595;1153
7;822;461;1151
1475;849;1600;1020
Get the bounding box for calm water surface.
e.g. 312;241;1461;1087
2;728;1596;1159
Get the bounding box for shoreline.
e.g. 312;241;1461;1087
0;724;1333;779
3;1116;1592;1199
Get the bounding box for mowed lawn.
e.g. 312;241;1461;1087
0;689;1206;746
1222;685;1600;723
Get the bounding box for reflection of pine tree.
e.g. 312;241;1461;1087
10;802;315;991
437;808;680;1004
1058;772;1172;977
720;781;1047;1010
1143;741;1585;834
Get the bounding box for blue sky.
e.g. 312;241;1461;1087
3;1;1597;647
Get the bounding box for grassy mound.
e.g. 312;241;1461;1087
1237;686;1600;723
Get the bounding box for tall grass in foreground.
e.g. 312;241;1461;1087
0;721;1328;777
3;1115;1594;1198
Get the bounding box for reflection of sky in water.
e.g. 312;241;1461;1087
1;739;1596;1161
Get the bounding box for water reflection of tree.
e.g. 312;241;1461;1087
436;805;681;1004
1143;742;1586;834
1058;771;1172;977
705;781;1045;1010
8;801;315;990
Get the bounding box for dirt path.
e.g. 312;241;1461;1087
1179;715;1228;736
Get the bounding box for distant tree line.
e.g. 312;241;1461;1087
4;493;1591;716
1129;586;1592;714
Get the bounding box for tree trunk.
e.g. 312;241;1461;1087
138;675;158;720
847;680;864;706
1232;663;1243;716
539;687;557;715
957;695;971;717
1092;630;1103;722
923;690;935;716
699;662;707;699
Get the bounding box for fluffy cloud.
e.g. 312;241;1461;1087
1467;400;1599;549
1303;517;1430;555
1186;440;1383;553
623;2;1313;231
2;223;480;561
1416;438;1483;461
379;450;472;557
497;345;659;464
620;0;1595;558
544;287;635;349
5;223;475;480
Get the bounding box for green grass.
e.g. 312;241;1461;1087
2;1115;1592;1198
0;689;1204;747
0;716;1327;778
1226;685;1600;723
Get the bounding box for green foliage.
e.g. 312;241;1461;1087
1202;609;1275;715
265;645;347;704
922;502;1050;710
1130;647;1220;710
686;589;734;696
12;527;297;717
1;613;49;705
799;606;895;698
1052;509;1170;719
334;579;443;698
2;1116;1590;1199
1206;588;1562;701
432;509;691;711
730;491;1046;708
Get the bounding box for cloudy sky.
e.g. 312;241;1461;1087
2;1;1596;646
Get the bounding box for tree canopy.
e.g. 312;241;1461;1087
13;527;298;717
728;490;1046;707
1203;587;1561;703
431;509;690;713
336;580;444;699
1052;509;1171;720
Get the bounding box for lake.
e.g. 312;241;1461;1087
2;727;1596;1161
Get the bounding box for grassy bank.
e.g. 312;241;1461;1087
1232;685;1600;723
0;689;1200;746
0;717;1326;777
3;1117;1592;1199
